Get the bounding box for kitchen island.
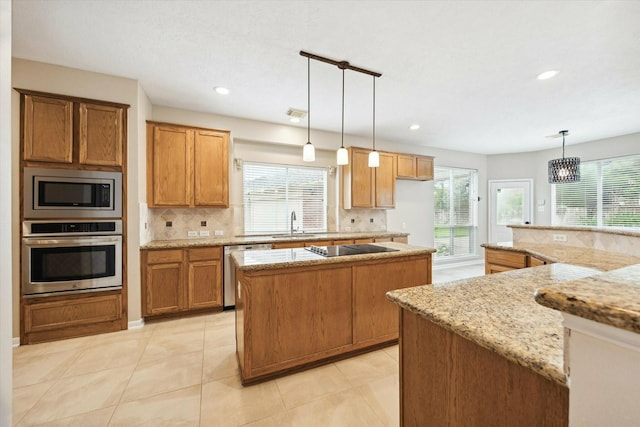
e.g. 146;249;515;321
231;242;435;384
387;264;600;427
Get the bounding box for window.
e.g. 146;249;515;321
553;155;640;228
243;162;327;234
434;167;478;258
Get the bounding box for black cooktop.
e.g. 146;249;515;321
305;244;398;257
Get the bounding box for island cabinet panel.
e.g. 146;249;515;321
23;94;73;164
248;267;353;371
354;257;430;344
400;309;568;426
235;251;433;384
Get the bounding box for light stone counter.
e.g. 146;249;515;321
482;242;640;271
232;242;435;272
535;264;640;334
387;263;600;385
140;231;409;249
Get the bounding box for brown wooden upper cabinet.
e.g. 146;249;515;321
146;121;229;208
21;91;126;168
342;147;396;209
396;154;434;181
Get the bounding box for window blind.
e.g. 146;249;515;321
553;155;640;228
243;162;327;234
434;167;478;258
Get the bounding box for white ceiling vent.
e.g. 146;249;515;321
287;108;307;119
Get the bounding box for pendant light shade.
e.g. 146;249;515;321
303;142;315;162
368;76;379;168
303;57;315;162
548;130;580;183
337;68;349;165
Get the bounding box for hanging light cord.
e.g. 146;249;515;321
341;68;345;148
372;76;376;151
307;57;310;143
561;131;566;158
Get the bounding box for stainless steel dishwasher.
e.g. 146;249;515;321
223;243;272;309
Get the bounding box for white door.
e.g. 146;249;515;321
488;179;533;243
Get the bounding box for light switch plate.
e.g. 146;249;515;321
214;230;224;236
187;231;198;237
199;230;210;237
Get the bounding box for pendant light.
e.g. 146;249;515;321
548;130;580;183
302;56;315;162
368;76;379;168
336;67;349;165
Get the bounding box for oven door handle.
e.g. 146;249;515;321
22;235;122;247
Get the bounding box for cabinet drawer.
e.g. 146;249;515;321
189;247;222;261
146;249;183;264
485;249;527;269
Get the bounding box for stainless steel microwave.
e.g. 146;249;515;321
24;167;122;219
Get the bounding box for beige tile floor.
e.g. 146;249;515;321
12;263;484;426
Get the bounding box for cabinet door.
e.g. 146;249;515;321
188;259;223;309
375;152;396;208
350;149;375;208
23;95;73;163
144;263;183;315
79;103;123;166
149;124;192;207
396;154;416;178
416;157;434;180
193;130;229;207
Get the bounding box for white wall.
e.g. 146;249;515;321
1;0;13;423
487;132;640;226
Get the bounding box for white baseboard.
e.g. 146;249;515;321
12;337;20;347
128;318;145;330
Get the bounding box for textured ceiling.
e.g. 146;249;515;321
11;0;640;154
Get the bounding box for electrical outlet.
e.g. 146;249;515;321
350;218;355;224
345;226;352;231
553;234;567;242
370;218;374;223
214;230;224;236
200;220;207;227
199;230;210;237
187;231;198;237
165;221;172;227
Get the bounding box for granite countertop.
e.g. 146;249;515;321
535;264;640;334
140;231;409;250
387;263;601;385
232;242;435;272
482;242;640;271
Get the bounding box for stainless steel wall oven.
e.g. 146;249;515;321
22;220;123;296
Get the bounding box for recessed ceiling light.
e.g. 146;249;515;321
289;117;300;123
214;86;230;95
409;124;420;130
537;70;559;80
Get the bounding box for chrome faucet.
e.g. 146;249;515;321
290;210;297;235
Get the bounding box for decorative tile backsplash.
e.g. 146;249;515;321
147;205;387;240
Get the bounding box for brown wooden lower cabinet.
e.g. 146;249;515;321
485;248;528;274
399;309;568;426
235;253;431;384
141;246;223;318
22;291;124;344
